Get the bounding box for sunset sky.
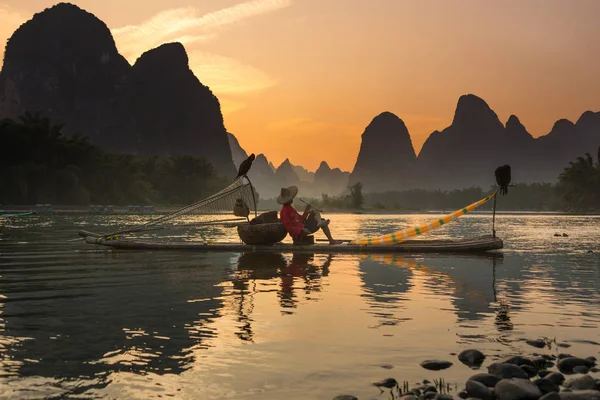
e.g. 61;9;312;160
1;0;600;171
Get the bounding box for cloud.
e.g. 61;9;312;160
219;98;247;115
112;0;291;62
188;51;279;95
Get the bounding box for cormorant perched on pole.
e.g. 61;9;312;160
236;153;255;180
495;165;511;195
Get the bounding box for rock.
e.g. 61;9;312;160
564;375;597;390
434;395;453;400
423;391;437;399
545;372;565;385
468;373;501;387
488;363;528;379
458;390;469;399
539;370;551;378
424;386;437;393
558;357;595;374
332;396;358;400
591;367;599;373
526;339;547;348
558;353;574;360
379;364;394;370
534;378;560;394
586;356;597;363
557;343;571;348
494;378;542;400
521;364;539;378
399;395;417;400
459;349;486;368
420;360;453;371
573;366;589;374
465;380;493;400
559;390;600;400
539;393;560;400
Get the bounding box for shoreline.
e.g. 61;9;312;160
1;205;599;217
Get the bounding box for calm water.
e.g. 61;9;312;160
0;213;599;399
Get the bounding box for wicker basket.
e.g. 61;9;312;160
237;222;287;245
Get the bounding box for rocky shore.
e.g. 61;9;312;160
332;346;599;400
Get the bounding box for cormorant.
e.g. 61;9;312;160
495;165;511;195
236;153;255;180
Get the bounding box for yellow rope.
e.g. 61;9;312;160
350;192;497;246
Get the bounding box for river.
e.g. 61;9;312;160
0;213;599;399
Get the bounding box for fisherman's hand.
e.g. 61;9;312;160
304;204;312;212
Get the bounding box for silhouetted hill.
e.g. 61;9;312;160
418;94;507;189
313;161;349;196
0;3;236;178
228;133;248;169
131;42;234;175
351;95;600;192
275;159;300;185
0;3;135;152
349;112;417;192
292;164;315;183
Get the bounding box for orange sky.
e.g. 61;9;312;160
2;0;600;171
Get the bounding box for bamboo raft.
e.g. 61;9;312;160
81;233;503;254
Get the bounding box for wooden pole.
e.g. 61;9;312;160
492;192;498;238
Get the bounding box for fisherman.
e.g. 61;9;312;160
277;186;342;245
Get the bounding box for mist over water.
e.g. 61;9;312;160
0;213;599;399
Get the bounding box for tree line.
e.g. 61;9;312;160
0;113;228;206
301;147;600;213
1;114;598;212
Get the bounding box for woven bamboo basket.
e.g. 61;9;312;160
237;222;287;245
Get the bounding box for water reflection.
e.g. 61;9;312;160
232;252;332;318
0;251;232;394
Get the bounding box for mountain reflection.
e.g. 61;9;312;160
357;253;504;327
0;252;232;391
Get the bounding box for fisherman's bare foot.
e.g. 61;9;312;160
329;239;343;245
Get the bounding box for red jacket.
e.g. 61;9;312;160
280;204;308;240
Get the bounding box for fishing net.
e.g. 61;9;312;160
108;177;257;237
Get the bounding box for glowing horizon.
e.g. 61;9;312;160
2;0;600;172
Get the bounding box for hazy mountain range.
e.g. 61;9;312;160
1;3;598;198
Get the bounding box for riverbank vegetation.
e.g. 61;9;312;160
0;113;227;206
1;114;598;212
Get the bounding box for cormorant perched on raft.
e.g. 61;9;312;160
495;165;511;195
236;153;255;180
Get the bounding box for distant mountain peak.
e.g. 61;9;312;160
133;42;189;72
451;94;503;132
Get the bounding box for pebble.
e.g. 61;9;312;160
488;363;528;379
420;360;453;371
559;390;600;400
539;392;560;400
545;372;566;385
534;378;560;394
434;395;453;400
501;356;536;367
465;380;493;400
373;378;398;389
332;396;358;400
468;373;500;387
526;339;547;348
564;375;597;390
399;395;417;400
558;357;595;374
539;370;552;378
573;366;589;374
521;364;539;378
458;349;486;368
494;378;542;400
